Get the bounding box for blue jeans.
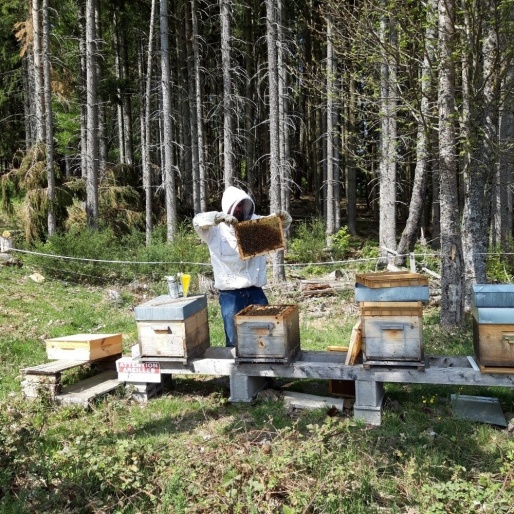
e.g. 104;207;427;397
218;286;268;347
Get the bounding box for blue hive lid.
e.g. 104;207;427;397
472;284;514;308
134;294;207;321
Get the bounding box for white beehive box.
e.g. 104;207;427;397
134;294;210;362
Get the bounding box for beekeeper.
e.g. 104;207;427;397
193;186;292;347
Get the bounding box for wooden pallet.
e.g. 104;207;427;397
20;354;121;403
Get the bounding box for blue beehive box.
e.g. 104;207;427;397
354;272;429;303
472;284;514;369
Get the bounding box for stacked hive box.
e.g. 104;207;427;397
355;272;429;369
134;294;210;363
471;284;514;373
234;304;300;363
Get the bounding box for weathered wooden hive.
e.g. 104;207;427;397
134;294;210;363
235;304;300;363
472;284;514;372
234;215;285;260
355;272;428;369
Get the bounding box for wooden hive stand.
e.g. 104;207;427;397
20;354;122;406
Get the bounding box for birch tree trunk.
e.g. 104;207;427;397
42;0;55;235
438;0;464;327
378;5;397;262
160;0;177;241
86;0;99;229
221;0;234;187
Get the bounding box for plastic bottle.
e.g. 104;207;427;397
176;272;184;296
167;276;179;298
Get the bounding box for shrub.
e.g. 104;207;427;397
288;218;327;263
486;243;514;283
26;224;210;285
331;226;351;259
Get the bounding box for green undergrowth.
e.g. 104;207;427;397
1;265;514;513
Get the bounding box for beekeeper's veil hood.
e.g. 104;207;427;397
221;186;255;221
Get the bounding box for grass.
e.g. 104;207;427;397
1;263;514;513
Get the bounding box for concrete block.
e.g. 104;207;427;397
355;380;384;407
354;404;382;425
230;374;267;402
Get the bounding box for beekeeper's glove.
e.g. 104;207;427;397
274;210;292;227
215;212;238;225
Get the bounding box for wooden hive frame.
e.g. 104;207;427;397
234;215;285;260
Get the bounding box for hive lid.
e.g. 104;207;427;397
472;284;514;308
234;215;285;260
355;272;428;288
134;294;207;321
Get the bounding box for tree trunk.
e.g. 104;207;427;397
346;78;357;235
86;0;99;229
42;0;55;235
221;0;234;187
277;0;290;214
141;0;156;245
462;2;501;305
267;0;285;281
160;0;177;241
77;0;88;179
378;5;397;262
325;13;336;243
497;60;514;251
191;0;206;213
396;0;437;264
438;0;464;327
31;0;45;142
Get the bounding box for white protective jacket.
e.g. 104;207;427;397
193;186;290;291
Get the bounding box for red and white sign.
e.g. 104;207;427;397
116;358;162;383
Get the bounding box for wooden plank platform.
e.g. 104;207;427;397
21;360;90;375
20;355;121;401
55;371;121;407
